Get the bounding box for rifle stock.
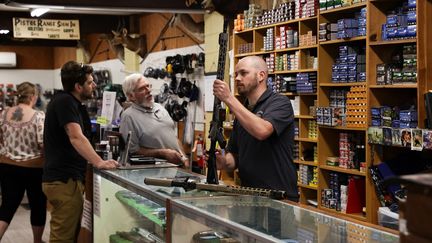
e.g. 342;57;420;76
207;18;229;184
144;177;289;200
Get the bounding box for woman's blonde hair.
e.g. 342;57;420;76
16;82;37;105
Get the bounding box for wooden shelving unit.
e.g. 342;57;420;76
231;0;432;225
233;12;319;208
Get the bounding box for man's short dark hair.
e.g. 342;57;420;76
60;61;94;92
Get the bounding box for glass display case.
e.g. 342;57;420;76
170;196;399;243
93;167;210;243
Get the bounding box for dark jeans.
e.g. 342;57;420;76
0;163;46;226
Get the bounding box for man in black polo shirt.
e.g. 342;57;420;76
42;61;118;242
213;56;298;202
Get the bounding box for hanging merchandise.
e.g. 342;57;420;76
195;134;205;168
5;84;17;107
165;99;188;122
154;83;170;104
35;84;43;109
0;84;5;112
189;81;200;102
177;78;192;98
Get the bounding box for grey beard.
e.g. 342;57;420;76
140;99;154;109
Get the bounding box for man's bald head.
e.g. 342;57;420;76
238;56;268;75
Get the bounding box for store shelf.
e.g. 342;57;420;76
235;51;272;58
320;165;366;176
319;36;366;45
318;125;367;131
319;207;367;222
295;137;318;143
252;16;318;31
297;184;318;190
298;92;317;96
234;28;253;34
369;84;417;89
294;160;317;166
274;69;317;74
274;45;318;53
280;92;296;96
320;82;367;87
320;2;367;15
369;38;417;46
295;115;315;119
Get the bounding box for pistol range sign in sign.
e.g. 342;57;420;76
13;17;80;40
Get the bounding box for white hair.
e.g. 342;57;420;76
122;73;144;100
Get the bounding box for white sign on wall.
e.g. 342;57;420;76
12;17;80;40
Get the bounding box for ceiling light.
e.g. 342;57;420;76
30;8;50;17
0;30;10;34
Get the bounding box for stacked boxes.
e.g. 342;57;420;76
267;77;276;93
381;0;417;40
346;85;367;128
296;72;317;93
299;165;318;187
243;4;263;29
276;26;299;50
321;172;348;211
244;1;319;29
319;22;338;41
256;2;296;27
304;50;318;69
332;45;366;83
234;14;245;32
313;145;318;162
316;107;345;126
370;106;418;129
263;28;274;51
237;43;253;54
398;44;417;84
337;18;359;39
275;52;299;71
330;89;348;109
308;120;318;139
399;108;418;128
294;142;300;160
371;106;397;127
376;44;417;85
295;0;318;19
309;100;318;117
320;0;365;11
339;133;353;169
299;31;317;47
319;8;366;41
272;75;297;93
284;76;297;93
358;7;367;36
265;54;275;73
338;132;364;170
317;89;347;127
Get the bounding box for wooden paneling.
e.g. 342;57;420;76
53;47;76;69
140;13;201;53
84;33;118;63
0;46;53;69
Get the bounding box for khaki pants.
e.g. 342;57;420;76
42;179;84;243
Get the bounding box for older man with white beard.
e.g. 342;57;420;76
120;73;188;165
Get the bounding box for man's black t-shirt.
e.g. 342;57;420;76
227;89;299;201
43;92;91;183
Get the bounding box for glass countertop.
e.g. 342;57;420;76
173;196;399;243
98;168;218;203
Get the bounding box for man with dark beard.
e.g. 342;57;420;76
212;56;298;202
42;61;118;242
120;73;188;165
